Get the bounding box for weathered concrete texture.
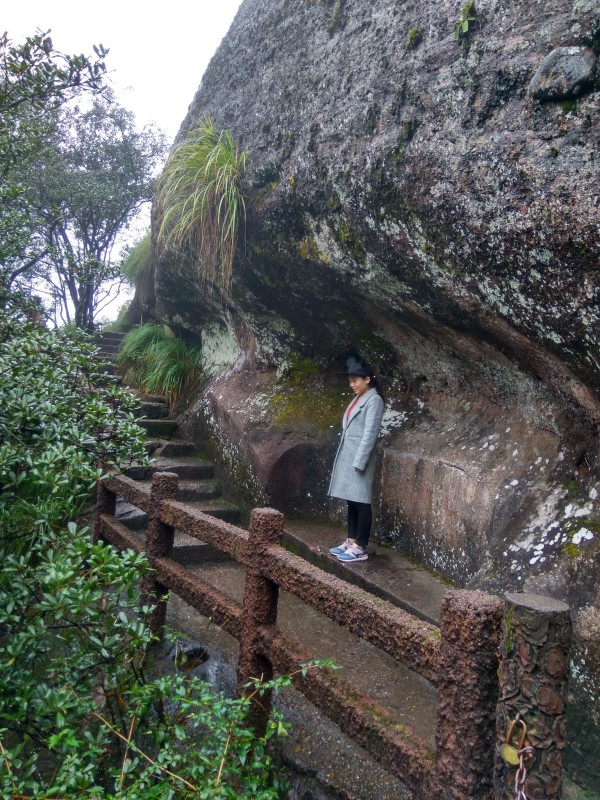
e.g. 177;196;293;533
434;591;504;800
142;471;179;636
495;593;572;800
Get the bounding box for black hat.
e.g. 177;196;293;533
341;357;372;377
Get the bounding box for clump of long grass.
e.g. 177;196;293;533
155;117;247;295
117;323;201;406
122;232;153;287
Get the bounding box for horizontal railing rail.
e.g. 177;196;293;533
99;469;565;800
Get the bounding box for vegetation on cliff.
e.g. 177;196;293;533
155;117;247;295
117;323;202;407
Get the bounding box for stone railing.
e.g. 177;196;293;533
95;471;571;800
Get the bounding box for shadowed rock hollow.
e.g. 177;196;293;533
139;0;600;791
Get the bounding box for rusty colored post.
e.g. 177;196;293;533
434;590;504;800
94;475;116;544
141;471;179;638
237;507;284;734
494;593;572;800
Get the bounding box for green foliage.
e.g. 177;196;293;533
0;31;166;328
0;300;147;550
0;32;107;291
405;26;423;50
0;520;292;799
0;297;293;799
122;231;154;288
327;0;346;35
20;97;166;327
0;31;107;117
155;117;247;295
103;300;133;332
454;0;479;44
117;323;201;406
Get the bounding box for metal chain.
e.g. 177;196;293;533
514;746;535;800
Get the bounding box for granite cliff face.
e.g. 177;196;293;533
145;0;600;788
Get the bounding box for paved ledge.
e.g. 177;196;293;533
283;518;454;627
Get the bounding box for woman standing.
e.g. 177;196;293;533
328;357;385;563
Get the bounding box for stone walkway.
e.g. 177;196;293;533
97;330;454;799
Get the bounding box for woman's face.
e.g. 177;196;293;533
349;375;371;396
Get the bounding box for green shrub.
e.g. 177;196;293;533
0;302;147;551
0;517;292;800
0;296;291;799
155;117;247;295
405;26;422;49
118;323;201;405
454;0;478;44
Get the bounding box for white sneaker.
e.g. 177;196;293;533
329;538;353;555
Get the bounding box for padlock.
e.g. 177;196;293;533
501;718;527;766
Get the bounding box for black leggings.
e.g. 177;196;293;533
347;500;372;549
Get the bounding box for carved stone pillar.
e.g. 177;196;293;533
495;593;572;800
141;471;179;638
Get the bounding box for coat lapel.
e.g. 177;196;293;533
342;388;375;430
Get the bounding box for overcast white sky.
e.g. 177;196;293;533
4;1;244;320
3;0;244;142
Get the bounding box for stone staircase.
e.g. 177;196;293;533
95;331;242;545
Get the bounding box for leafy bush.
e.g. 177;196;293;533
0;301;147;551
0;519;291;800
117;323;201;406
155;117;246;294
0;297;290;798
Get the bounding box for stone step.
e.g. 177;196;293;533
115;498;147;530
136;419;178;437
98;342;121;353
93;371;123;387
132;478;221;502
138;400;169;419
116;498;242;529
97;363;117;375
98;331;127;342
135;392;168;405
153;439;197;457
124;456;215;481
177;479;221;501
184;499;242;525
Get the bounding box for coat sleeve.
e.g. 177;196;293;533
352;394;384;471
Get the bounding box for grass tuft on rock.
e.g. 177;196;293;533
155;117;247;295
117;323;201;406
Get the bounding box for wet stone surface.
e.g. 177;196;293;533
165;576;430;799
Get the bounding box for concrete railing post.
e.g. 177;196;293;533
494;593;572;800
94;475;116;544
141;471;179;638
237;507;284;734
434;590;504;800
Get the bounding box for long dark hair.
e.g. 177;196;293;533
367;371;385;403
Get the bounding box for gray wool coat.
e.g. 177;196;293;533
328;388;385;504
